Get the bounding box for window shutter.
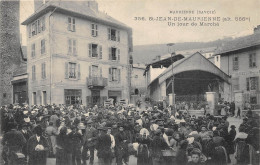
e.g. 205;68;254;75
68;39;72;55
38;20;41;33
65;62;69;79
35;21;38;35
117;49;120;62
99;45;102;59
89;44;92;57
91;24;95;36
246;78;250;91
118;69;121;82
117;31;120;42
42;16;45;31
108;28;111;40
109;68;112;81
73;40;77;56
96;24;98;36
256;77;259;91
109;47;112;60
29;25;31;38
89;65;92;77
41;63;43;79
77;63;81;80
72;18;76;32
99;67;102;77
249;54;252;67
67;17;71;31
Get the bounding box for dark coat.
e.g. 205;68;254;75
151;135;168;160
27;135;49;165
96;132;111;158
56;134;72;165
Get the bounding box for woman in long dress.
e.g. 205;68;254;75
136;128;151;165
56;127;72;165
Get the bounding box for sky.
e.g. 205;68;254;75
20;0;260;46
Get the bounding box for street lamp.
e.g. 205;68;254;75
167;43;175;106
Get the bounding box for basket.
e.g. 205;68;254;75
162;149;176;157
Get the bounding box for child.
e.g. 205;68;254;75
187;149;205;165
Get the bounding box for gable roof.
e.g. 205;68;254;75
149;52;230;86
215;33;260;55
21;1;131;31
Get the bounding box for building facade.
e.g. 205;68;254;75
22;1;133;106
131;63;147;96
216;33;260;109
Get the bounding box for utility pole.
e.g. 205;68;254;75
167;43;175;105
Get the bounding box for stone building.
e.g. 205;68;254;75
22;1;133;106
0;1;24;106
215;32;260;109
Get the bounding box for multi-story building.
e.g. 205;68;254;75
22;1;133;106
131;63;147;95
215;32;260;109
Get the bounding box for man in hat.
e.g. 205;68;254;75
20;123;32;158
226;125;236;163
27;125;49;165
96;126;112;165
2;122;27;165
115;124;130;165
82;120;98;165
68;125;83;165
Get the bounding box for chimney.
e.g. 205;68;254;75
87;0;98;12
254;25;260;34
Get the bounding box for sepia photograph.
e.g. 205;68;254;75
0;0;260;164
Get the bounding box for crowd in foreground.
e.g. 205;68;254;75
1;103;260;165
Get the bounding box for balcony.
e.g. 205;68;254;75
87;77;108;89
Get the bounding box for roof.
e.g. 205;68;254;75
215;33;260;55
148;52;230;86
21;1;131;31
13;64;27;77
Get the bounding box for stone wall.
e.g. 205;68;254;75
0;1;21;106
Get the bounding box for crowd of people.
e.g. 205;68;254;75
1;103;260;165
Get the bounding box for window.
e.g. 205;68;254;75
88;44;102;58
68;17;76;32
233;56;239;70
109;47;120;61
246;77;259;91
32;92;37;105
249;53;257;68
65;62;80;79
42;91;47;105
232;78;239;91
68;62;76;78
109;68;121;82
112;48;117;60
250;96;257;104
41;63;46;79
91;24;98;37
30;16;45;37
68;39;77;56
90;44;98;57
32;23;36;36
92;65;99;77
41;16;45;31
108;28;120;42
31;43;35;57
64;89;82;105
135;75;138;78
41;39;45;54
32;65;36;80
